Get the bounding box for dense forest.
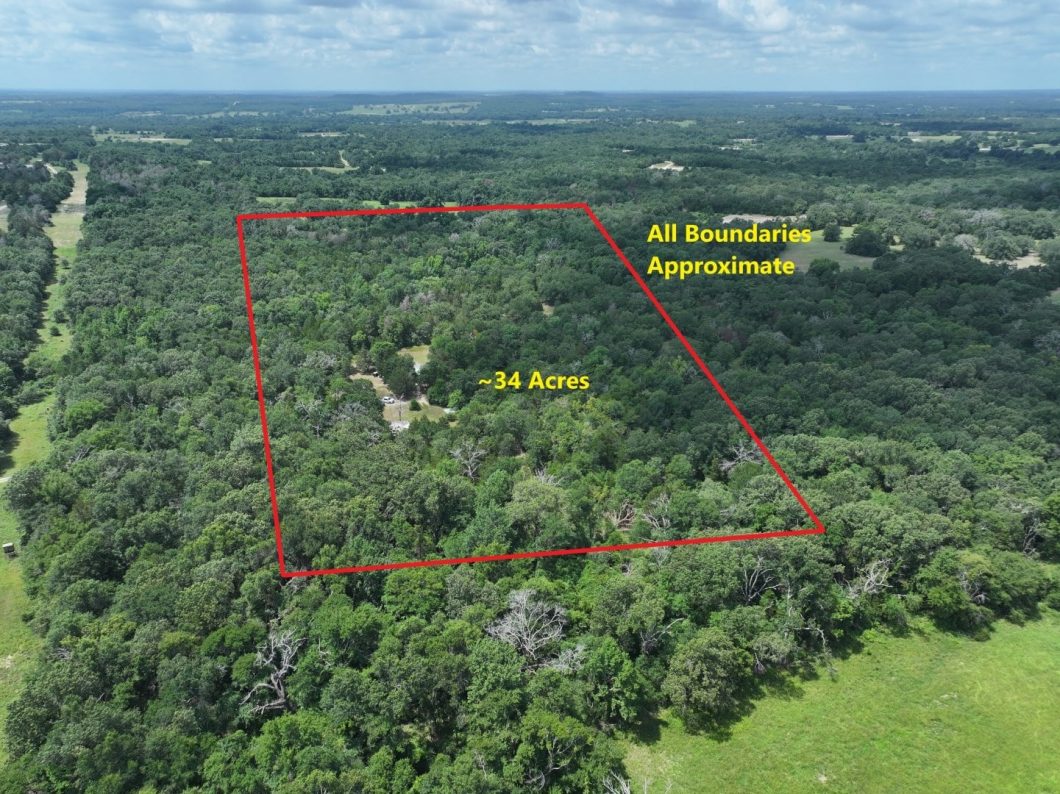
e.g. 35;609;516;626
1;93;1058;792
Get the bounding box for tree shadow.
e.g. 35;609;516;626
630;712;665;745
631;666;815;746
758;670;806;700
0;423;18;473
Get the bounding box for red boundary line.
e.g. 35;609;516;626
236;202;825;577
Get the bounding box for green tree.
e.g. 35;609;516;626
844;226;888;257
662;628;751;729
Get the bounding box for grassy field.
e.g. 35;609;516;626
0;397;56;763
38;162;85;360
908;133;963;143
287;152;355;173
398;344;431;371
625;613;1060;793
785;227;877;271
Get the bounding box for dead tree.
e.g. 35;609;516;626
720;441;764;476
603;502;637;532
638;617;684;656
295;399;329;437
1022;517;1043;556
1005;499;1044;556
487;589;566;666
602;773;669;794
333;401;367;424
524;729;577;790
545;643;586;673
302;351;338;371
534;468;560;485
740;553;777;604
602;773;634;794
241;627;305;715
641;494;672;535
958;569;988;605
450;439;487;479
844;559;892;600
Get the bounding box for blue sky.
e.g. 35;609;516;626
3;0;1057;91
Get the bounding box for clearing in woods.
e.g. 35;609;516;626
349;344;447;429
784;226;878;271
288;151;356;173
624;612;1060;793
92;131;192;144
0;161;85;762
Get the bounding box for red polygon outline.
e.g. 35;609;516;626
236;202;826;577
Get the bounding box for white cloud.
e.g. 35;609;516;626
0;0;1056;89
717;0;794;33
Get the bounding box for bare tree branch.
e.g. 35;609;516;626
603;502;637;532
241;627;305;715
545;643;586;674
487;589;566;666
740;553;778;604
451;439;487;479
642;494;672;535
720;441;764;476
844;559;892;600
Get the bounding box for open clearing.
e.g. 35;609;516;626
63;161;88;207
0;435;41;765
648;160;685;172
398;344;431;372
350;345;447;429
908;133;963;143
93;132;191;144
722;213;798;224
625;613;1060;793
0;364;60;767
975;250;1045;269
785;226;877;271
288;152;355;173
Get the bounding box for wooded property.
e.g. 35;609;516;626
0;91;1057;792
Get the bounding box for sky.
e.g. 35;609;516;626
2;0;1058;92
